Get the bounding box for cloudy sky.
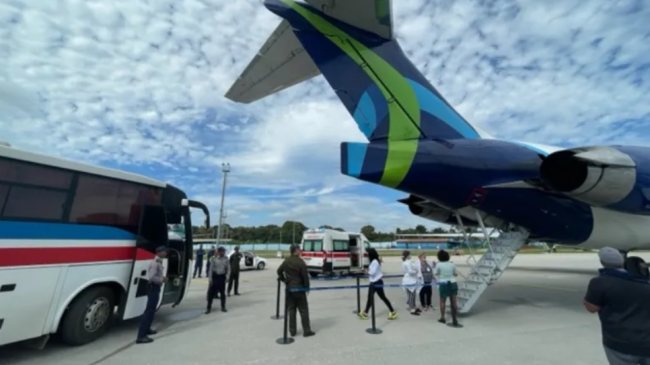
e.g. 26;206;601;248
1;0;648;232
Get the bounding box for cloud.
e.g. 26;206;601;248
1;0;649;231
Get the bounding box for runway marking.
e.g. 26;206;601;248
511;283;582;293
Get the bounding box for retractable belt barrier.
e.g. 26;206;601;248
274;276;462;345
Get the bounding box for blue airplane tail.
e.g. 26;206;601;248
225;0;486;188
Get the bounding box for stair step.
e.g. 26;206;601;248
455;229;530;314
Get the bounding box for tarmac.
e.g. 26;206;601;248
2;252;649;365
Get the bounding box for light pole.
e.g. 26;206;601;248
215;163;230;248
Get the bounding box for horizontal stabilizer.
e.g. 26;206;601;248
304;0;394;39
225;20;321;103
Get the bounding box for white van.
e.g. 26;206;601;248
300;228;372;277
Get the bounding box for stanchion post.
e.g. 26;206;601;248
352;276;361;314
271;278;284;320
276;286;295;345
365;284;382;335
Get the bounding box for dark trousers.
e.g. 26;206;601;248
207;274;226;309
206;261;211;275
420;285;433;307
228;271;240;294
137;284;160;339
193;261;203;278
364;279;395;313
287;291;311;335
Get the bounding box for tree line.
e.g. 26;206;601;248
191;221;457;243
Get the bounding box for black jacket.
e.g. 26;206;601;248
277;256;310;290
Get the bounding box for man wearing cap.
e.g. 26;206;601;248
136;246;168;344
206;246;230;314
228;246;243;296
584;246;650;364
277;245;315;338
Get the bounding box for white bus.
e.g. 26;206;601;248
0;143;210;347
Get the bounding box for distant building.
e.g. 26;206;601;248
395;232;498;250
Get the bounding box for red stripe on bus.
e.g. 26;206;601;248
0;247;155;267
301;252;349;258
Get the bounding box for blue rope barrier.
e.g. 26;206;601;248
287;281;444;293
311;274;403;281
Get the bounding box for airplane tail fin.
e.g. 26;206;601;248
225;0;485;143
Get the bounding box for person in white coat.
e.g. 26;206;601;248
401;250;421;316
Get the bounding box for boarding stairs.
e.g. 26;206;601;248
452;212;530;314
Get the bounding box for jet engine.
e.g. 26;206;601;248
539;146;650;213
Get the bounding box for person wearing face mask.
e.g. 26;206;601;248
401;251;420;316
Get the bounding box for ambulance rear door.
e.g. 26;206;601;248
331;236;351;273
301;232;325;273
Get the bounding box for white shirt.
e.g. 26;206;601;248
435;261;457;283
367;259;383;283
402;259;419;286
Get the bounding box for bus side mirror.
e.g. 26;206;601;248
181;199;189;207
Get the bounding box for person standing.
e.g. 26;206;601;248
193;245;205;278
584;247;650;364
402;250;420;316
435;249;460;326
358;248;397;320
418;252;436;311
136;246;168;344
228;246;243;296
206;247;230;314
206;245;216;275
277;245;315;338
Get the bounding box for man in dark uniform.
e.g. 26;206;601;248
206;246;230;314
193;245;205;278
206;245;216;275
277;245;315;338
136;246;168;344
584;247;650;364
228;246;243;296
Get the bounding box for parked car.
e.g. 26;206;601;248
226;250;267;270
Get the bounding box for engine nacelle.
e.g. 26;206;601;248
539;146;650;214
400;195;479;226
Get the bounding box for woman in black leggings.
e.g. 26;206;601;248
358;248;398;320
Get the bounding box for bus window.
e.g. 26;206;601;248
0;158;73;189
0;184;8;210
364;241;371;250
69;175;120;225
333;240;349;252
2;186;68;220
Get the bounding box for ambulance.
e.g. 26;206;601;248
300;228;371;277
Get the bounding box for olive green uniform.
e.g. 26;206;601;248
277;256;312;336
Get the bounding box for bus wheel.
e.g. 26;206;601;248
309;272;319;278
60;286;115;346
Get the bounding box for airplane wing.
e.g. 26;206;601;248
224;20;321;103
305;0;394;39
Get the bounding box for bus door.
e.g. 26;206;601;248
123;204;169;320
